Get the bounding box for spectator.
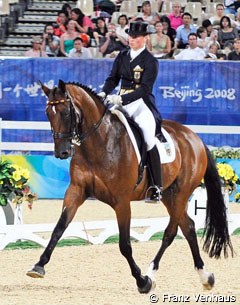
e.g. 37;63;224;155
202;19;214;37
168;1;183;31
71;8;95;36
205;42;226;60
60;3;72;20
68;37;92;59
54;11;68;37
92;17;108;46
218;16;239;49
160;15;176;47
133;1;155;24
208;29;221;49
99;22;128;57
224;0;239;15
147;21;171;58
174;12;197;49
151;12;161;25
25;36;48;57
115;14;129;41
209;4;238;29
197;26;212;53
174;33;205;60
228;37;240;60
59;19;81;56
98;0;116;17
42;23;60;57
209;4;225;29
237;8;240;29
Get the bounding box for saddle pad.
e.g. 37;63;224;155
111;107;176;164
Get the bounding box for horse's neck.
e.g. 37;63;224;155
75;87;104;127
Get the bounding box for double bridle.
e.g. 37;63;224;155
47;94;107;146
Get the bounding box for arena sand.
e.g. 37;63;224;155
0;200;239;305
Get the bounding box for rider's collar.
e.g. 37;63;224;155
130;46;146;61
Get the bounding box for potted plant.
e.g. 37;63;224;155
0;159;37;224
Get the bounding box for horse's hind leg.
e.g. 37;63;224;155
114;201;153;294
179;214;215;290
146;217;178;281
27;185;84;278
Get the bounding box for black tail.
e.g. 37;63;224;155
203;145;234;258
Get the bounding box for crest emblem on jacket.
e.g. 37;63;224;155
133;65;144;84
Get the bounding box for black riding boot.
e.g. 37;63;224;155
147;145;163;202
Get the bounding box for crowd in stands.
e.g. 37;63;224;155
24;0;240;60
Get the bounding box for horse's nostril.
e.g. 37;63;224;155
59;151;69;159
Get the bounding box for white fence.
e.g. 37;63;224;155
0;213;239;251
0;188;239;250
1;120;240;152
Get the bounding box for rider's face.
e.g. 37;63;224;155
128;35;147;51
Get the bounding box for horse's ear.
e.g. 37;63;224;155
58;79;66;93
39;81;51;97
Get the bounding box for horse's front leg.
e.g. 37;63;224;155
26;185;85;278
115;202;153;294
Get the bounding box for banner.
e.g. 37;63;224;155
2;155;240;199
1;58;240;148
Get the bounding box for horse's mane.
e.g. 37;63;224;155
66;81;101;102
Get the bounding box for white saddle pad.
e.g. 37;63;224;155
111;108;176;164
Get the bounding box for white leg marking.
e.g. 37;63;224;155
197;268;214;290
146;262;156;281
197;268;210;284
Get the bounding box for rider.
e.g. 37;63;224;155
98;21;163;202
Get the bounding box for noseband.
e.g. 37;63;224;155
47;95;107;146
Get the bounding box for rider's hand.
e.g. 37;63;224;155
98;92;106;99
107;94;122;105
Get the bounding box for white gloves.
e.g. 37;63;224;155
98;92;106;99
106;94;122;105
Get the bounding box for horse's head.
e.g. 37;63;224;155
42;79;77;159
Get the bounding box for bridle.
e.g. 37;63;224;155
47;94;108;146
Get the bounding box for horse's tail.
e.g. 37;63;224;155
202;145;234;259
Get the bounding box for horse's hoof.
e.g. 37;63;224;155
138;276;153;294
203;273;215;290
26;265;45;278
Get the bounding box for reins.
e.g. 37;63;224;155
74;104;108;146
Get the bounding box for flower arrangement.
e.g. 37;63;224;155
235;193;240;203
216;162;240;193
0;159;37;209
199;162;240;195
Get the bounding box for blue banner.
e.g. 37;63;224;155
1;58;240;148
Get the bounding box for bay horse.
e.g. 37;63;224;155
27;80;233;293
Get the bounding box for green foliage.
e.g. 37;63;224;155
211;147;240;159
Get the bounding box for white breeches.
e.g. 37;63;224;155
123;98;156;151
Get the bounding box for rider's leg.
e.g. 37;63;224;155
123;99;162;201
147;145;163;201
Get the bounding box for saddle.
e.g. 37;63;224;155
110;106;176;184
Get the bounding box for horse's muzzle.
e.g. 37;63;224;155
55;143;75;159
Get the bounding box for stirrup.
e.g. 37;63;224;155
145;185;163;203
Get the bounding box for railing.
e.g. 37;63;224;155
0;120;53;152
1;120;240;153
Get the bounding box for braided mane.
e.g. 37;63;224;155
66;81;100;101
